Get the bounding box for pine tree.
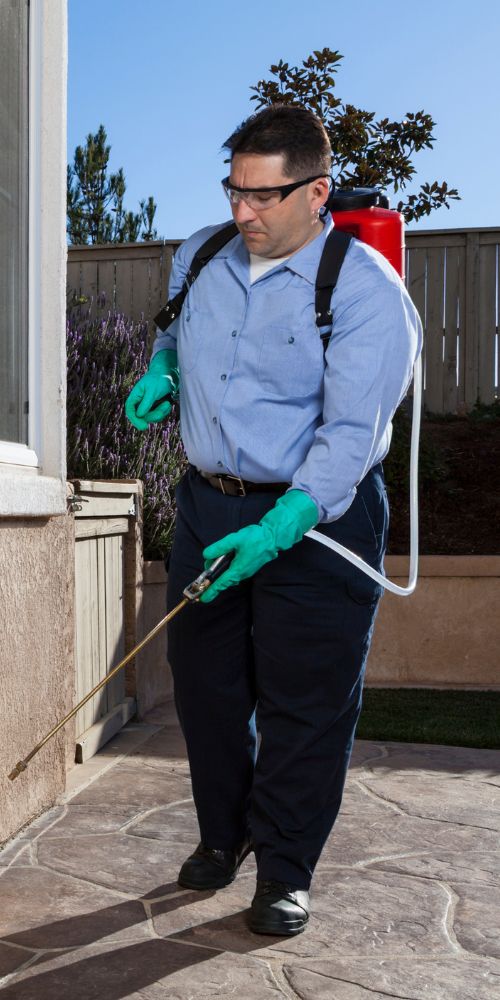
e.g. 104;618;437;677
67;125;160;244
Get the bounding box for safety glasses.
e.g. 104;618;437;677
221;174;328;211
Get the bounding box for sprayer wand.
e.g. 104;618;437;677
7;552;234;781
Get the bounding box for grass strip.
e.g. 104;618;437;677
357;688;500;749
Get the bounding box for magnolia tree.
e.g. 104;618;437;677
249;48;459;223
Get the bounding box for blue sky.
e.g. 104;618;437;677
68;0;499;239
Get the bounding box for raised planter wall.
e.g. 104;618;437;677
141;556;500;701
367;556;500;688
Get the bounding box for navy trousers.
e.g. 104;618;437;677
166;464;389;890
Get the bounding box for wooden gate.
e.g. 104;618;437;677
71;480;143;762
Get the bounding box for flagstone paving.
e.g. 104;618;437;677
0;701;499;999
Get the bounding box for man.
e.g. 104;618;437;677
126;105;422;936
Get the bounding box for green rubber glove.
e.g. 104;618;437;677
125;349;179;430
200;489;319;603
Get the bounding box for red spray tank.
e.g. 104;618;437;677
311;184;420;599
329;187;405;280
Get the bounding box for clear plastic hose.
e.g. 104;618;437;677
305;354;422;597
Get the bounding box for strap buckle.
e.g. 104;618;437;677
218;474;247;497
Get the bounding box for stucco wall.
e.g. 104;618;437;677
0;515;74;844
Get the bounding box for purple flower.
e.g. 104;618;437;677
66;301;187;558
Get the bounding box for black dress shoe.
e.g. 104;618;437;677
248;879;310;936
177;839;253;890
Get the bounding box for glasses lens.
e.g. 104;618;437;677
222;180;282;211
246;190;281;210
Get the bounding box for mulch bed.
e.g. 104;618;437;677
385;411;500;555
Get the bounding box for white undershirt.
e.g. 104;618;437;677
249;252;292;283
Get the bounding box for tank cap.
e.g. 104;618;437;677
328;187;389;212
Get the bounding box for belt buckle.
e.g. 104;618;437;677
220;474;246;497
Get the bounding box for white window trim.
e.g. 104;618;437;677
0;441;38;468
0;0;68;516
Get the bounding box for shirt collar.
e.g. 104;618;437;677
219;215;335;285
285;215;334;283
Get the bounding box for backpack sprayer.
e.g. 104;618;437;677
307;187;421;597
8;187;421;781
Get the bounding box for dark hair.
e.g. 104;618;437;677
222;105;332;179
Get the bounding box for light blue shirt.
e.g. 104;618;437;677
153;216;423;523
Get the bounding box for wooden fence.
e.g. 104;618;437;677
68;226;500;414
406;228;499;413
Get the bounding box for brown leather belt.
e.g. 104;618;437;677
196;468;289;497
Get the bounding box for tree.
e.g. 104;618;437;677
250;49;459;223
67;125;160;244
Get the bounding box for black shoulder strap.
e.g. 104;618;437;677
315;229;353;355
154;222;353;357
153;222;239;331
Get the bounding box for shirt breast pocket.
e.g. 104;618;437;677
178;304;204;374
258;325;323;398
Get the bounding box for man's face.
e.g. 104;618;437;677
228;153;329;259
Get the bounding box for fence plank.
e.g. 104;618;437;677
464;232;481;409
114;256;134;320
95;536;109;721
148;254;164;348
407;233;466;249
407;247;426;322
407;247;426;402
86;538;101;731
67;259;81;302
78;260;100;321
75;517;129;540
443;247;462;413
105;533;125;711
457;245;467;411
478;244;498;405
424;247;446;413
74;540;87;737
96;259;115;314
497;247;500;395
75;538;100;736
159;244;174;306
131;256;152;323
73;479;141;494
149;253;163;312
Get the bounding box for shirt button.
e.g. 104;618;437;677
185;311;191;322
231;330;237;338
212;416;217;424
288;336;295;344
221;374;227;381
217;461;223;467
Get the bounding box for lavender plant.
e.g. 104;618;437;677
67;297;187;559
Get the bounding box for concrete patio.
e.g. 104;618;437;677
0;701;499;999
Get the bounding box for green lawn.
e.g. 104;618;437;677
357;688;500;749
